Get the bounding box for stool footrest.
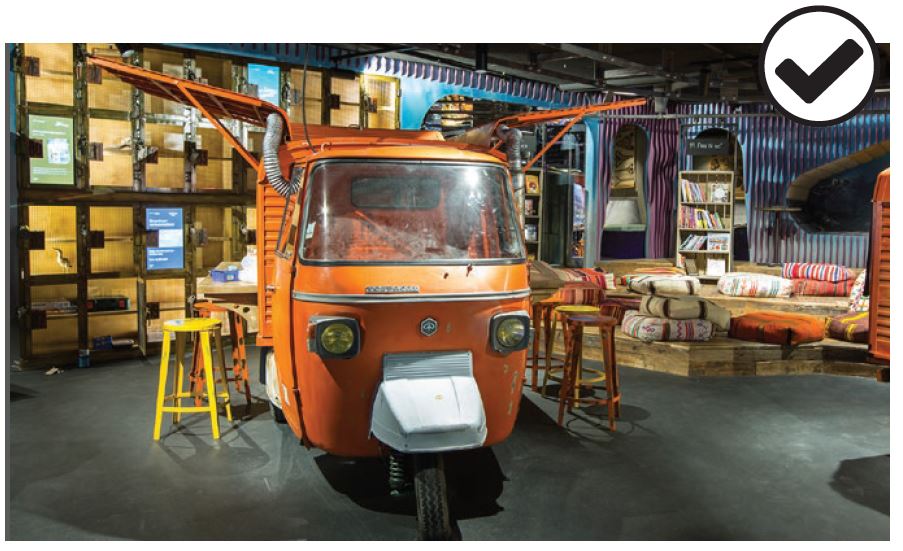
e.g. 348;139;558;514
160;406;216;413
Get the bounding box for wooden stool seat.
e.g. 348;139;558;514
558;314;621;431
153;317;233;440
540;304;603;399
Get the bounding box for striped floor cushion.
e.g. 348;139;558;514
627;275;701;296
621;310;714;342
558;267;614;289
782;262;853;282
826;311;869;343
791;278;854;297
639;295;731;331
717;273;793;298
729;311;825;345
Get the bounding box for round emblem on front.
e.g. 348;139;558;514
420;317;439;337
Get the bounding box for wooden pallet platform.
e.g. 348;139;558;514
551;331;872;378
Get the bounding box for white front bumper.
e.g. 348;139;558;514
371;351;487;453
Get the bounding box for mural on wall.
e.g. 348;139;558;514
594;96;890;267
612;125;637;190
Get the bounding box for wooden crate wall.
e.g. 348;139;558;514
28;205;78;276
89;207;134;274
195;55;232;89
88;118;133;187
145;278;186;343
86;43;132;112
23;43;73;106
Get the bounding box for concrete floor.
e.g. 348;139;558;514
7;348;890;540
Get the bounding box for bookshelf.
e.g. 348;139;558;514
675;171;734;281
522;169;544;262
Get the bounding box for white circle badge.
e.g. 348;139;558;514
760;6;879;126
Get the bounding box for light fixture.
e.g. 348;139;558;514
475;44;488;74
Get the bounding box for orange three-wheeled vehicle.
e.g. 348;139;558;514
91;55;643;539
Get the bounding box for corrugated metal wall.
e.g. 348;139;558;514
595;96;890;267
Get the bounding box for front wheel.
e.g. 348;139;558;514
413;453;453;540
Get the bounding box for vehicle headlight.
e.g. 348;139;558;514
310;316;361;359
490;311;530;353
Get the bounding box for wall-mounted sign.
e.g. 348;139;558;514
248;64;280;104
28;114;74;185
146;208;184;271
688;137;730;156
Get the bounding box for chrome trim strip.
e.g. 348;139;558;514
292;289;531;304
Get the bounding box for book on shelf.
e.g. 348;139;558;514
706;258;726;277
710;183;731;203
679;206;727;229
707;233;730;251
680;179;706;202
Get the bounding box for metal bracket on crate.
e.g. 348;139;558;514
88;142;104;161
22;56;40;77
189;227;209;247
19;227;45;250
29;310;47;330
88;230;105;249
146;302;161;321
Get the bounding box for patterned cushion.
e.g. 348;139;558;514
826;311;869;343
782;262;853;282
717;273;793;298
729;311;825;345
848;270;869;312
558;267;614;289
639;295;731;331
617;267;686;286
550;283;606;306
627;275;701;296
791;278;854;297
621;310;714;342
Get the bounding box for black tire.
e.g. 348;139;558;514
270;402;287;424
413;453;453;540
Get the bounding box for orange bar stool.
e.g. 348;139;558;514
192;301;252;407
540;304;603;399
153;318;233;440
527;298;565;390
558;314;620;431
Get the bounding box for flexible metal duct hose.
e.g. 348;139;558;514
496;125;526;226
262;112;301;198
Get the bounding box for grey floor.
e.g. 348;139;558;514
7;348;890;540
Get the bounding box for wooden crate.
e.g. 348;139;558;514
195;55;232;89
86;43;132;112
88;118;133;187
145;278;186;343
194;206;234;271
362;75;398;129
145;122;184;189
329;75;360;127
30;283;79;355
23;43;73;106
28;205;78;276
142;48;184;116
89;206;134;274
288;68;323;125
87;277;139;342
195;126;232;190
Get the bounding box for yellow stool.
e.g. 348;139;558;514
153;318;233;440
541;305;606;405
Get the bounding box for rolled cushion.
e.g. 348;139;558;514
639;295;731;331
627;275;701;296
717;272;793;298
826;311;869;343
782;262;853;282
791;278;854;297
621;310;714;342
729;311;825;345
847;270;869;312
559;267;613;289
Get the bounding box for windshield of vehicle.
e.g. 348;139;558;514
300;161;525;263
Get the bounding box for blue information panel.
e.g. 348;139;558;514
146;208;184;271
